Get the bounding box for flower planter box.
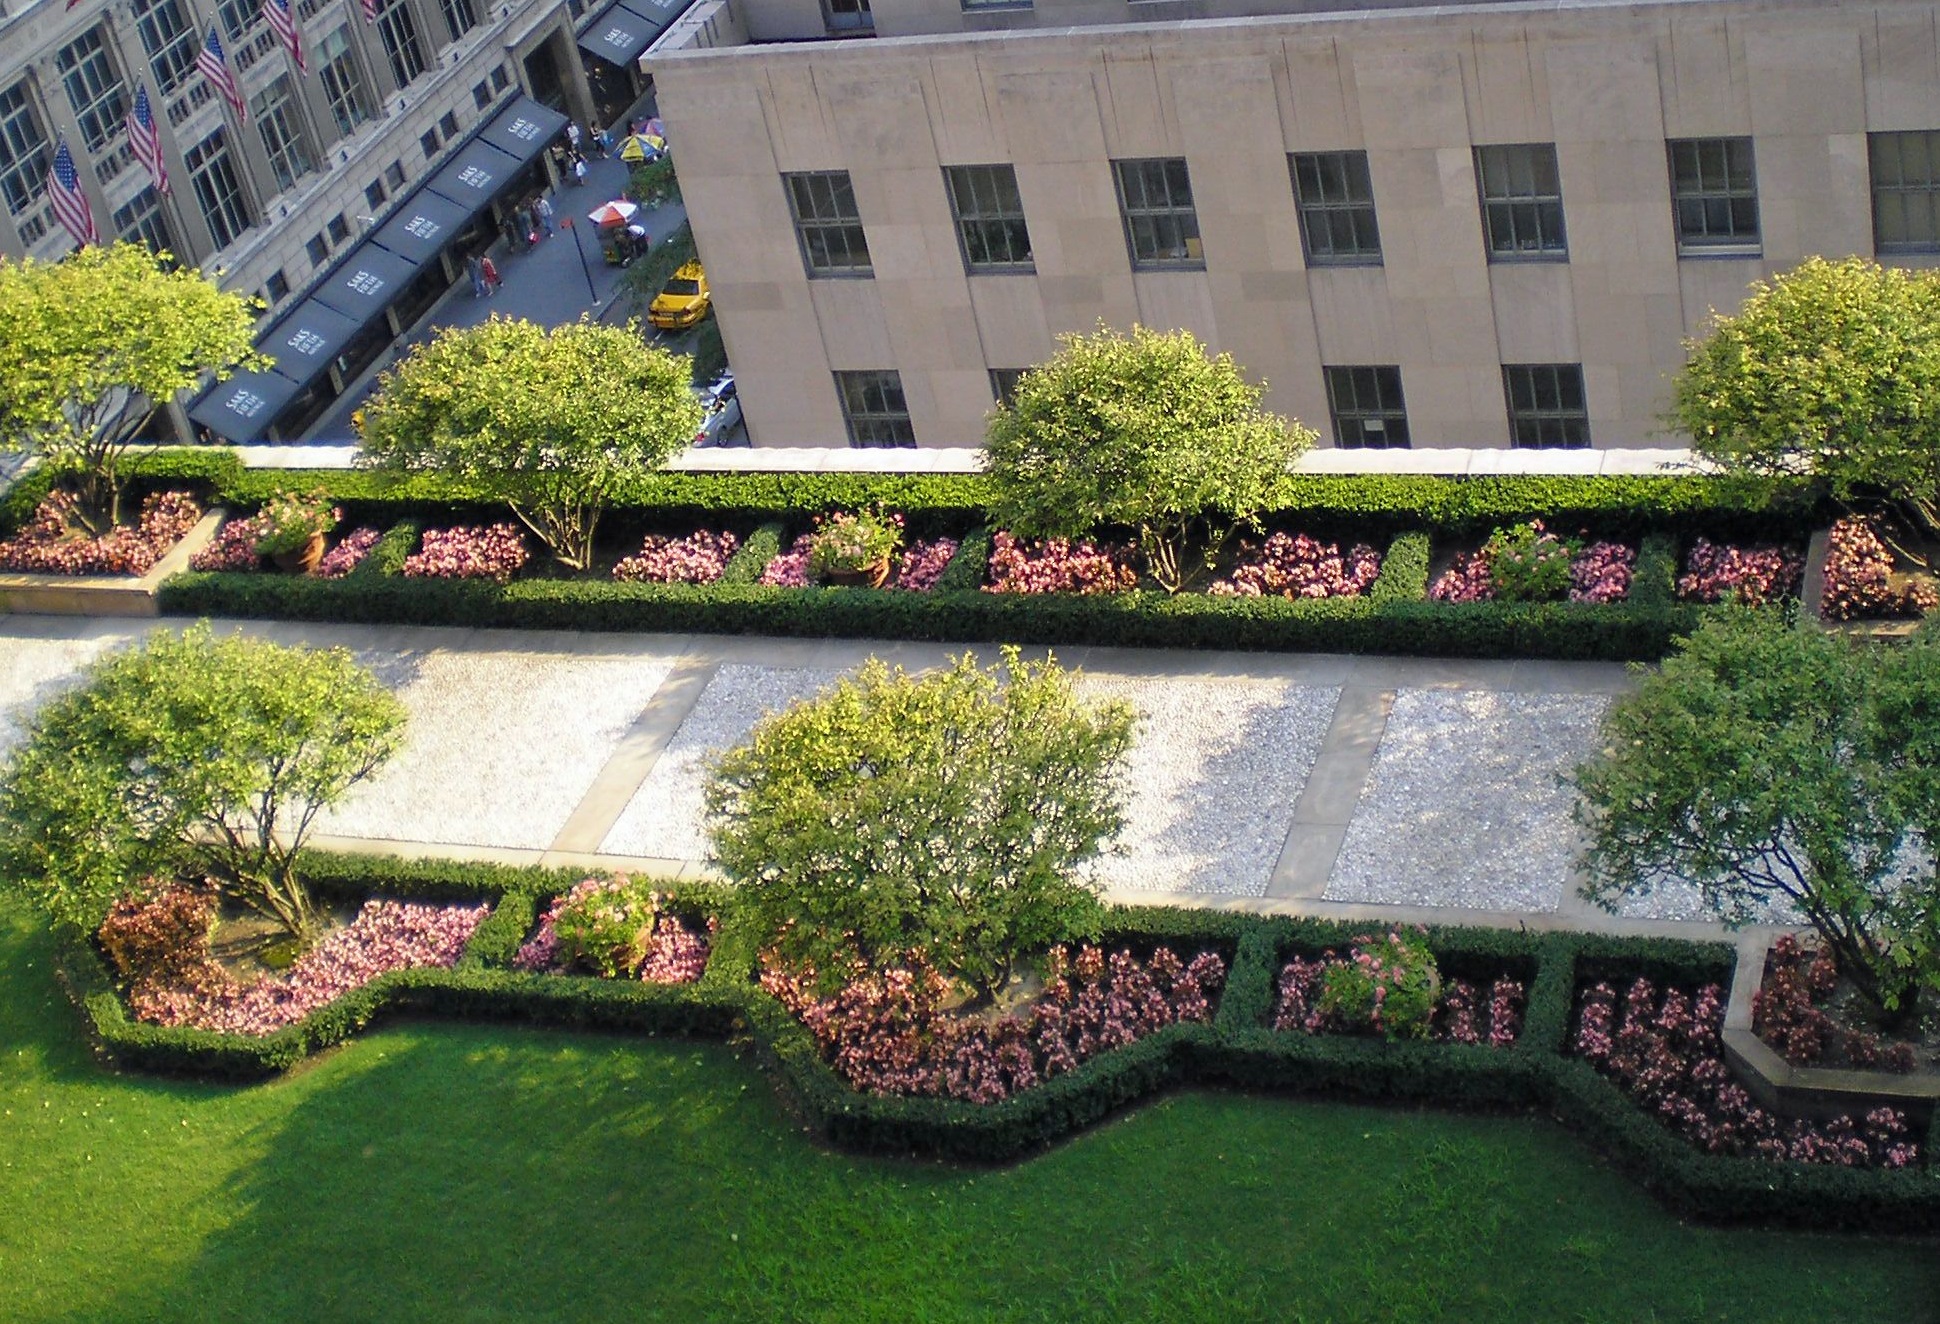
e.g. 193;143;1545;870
0;508;222;617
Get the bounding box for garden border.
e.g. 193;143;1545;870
50;852;1940;1232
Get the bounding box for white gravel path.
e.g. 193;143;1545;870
0;626;144;757
1327;689;1608;913
316;648;677;850
1078;674;1338;896
598;664;844;860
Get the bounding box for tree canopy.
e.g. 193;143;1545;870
0;623;406;940
1672;255;1940;540
705;649;1135;1001
357;315;702;569
983;324;1314;592
1572;611;1940;1023
0;242;262;528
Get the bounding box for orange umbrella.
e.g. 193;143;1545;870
587;200;637;227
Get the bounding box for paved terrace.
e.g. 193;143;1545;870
0;614;1790;945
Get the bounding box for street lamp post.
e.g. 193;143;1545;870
562;216;599;308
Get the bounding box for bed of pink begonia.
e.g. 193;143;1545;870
1819;516;1940;621
1674;537;1803;606
0;491;202;576
511;877;712;983
1208;532;1381;599
402;523;530;582
983;533;1140;595
1429;538;1637;604
1273;953;1526;1048
612;530;741;584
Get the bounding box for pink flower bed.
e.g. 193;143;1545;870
131;898;489;1037
0;490;201;576
190;513;268;572
1272;953;1526;1047
984;533;1140;595
1752;935;1921;1073
1675;538;1804;606
317;527;383;578
757;533;813;587
1209;532;1380;599
402;523;529;582
1573;975;1919;1168
612;529;741;584
893;537;960;592
761;943;1226;1104
511;876;713;984
1428;538;1636;604
1820;516;1939;621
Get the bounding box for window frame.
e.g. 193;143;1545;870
131;0;200;97
1323;365;1411;449
113;185;174;253
1290;151;1382;266
1112;157;1203;270
56;27;128;156
439;0;480;45
835;369;915;448
252;75;314;194
944;163;1033;273
989;368;1025;408
1666;136;1760;254
184;127;254;251
0;80;52;220
1474;142;1568;260
1869;130;1940;255
374;0;429;89
1502;363;1591;450
784;170;872;277
318;27;373;140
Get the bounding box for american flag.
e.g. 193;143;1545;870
361;0;377;22
263;0;306;74
47;141;98;248
195;29;248;125
127;84;169;196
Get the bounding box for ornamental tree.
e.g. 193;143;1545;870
1572;611;1940;1026
0;623;406;942
983;324;1314;593
357;315;702;570
1672;256;1940;549
705;648;1135;1003
0;242;263;530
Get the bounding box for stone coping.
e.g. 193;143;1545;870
0;510;223;617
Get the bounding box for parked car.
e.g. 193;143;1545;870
649;261;711;331
694;372;742;447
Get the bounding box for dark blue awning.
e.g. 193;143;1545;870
578;3;656;66
625;0;694;35
424;137;526;216
477;98;569;162
257;301;363;386
189;369;307;443
367;189;473;266
309;243;419;325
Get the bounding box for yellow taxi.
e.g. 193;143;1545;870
648;261;711;331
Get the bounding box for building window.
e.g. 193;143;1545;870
944;164;1032;272
56;28;128;155
491;65;511;92
439;111;460;141
1668;138;1759;252
989;369;1025;408
374;0;428;89
1324;366;1410;449
252;75;313;193
785;171;871;276
1113;158;1201;269
0;81;51;219
1873;131;1940;253
1475;143;1566;258
471;81;491;111
112;186;173;252
265;269;290;301
306;233;329;266
318;27;372;140
835;370;915;447
327;211;350;243
385;160;406;190
1503;364;1589;450
439;0;479;44
1290;151;1381;265
184;128;253;250
132;0;200;96
420;129;439;160
365;178;386;209
824;0;872;32
215;0;263;43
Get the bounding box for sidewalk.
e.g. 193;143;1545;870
0;614;1779;947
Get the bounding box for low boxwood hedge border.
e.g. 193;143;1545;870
50;854;1940;1230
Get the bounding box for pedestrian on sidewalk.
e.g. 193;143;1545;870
587;122;606;158
513;203;533;249
535;195;555;238
466;252;487;298
481;255;501;295
565;121;581;153
573;154;589;188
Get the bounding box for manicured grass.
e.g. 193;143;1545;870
2;903;1935;1324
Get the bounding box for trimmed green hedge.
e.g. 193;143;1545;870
0;449;246;536
54;861;1940;1229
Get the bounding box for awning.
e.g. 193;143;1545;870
424;137;526;216
309;243;420;326
624;0;693;36
367;189;473;266
477;97;569;163
578;2;657;67
256;301;363;386
189;369;308;444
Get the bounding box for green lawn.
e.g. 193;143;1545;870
3;903;1935;1324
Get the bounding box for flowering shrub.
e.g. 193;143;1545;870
128;898;489;1036
190;514;269;572
1486;520;1579;601
984;532;1139;595
316;527;383;579
1427;550;1495;604
1820;516;1940;621
1315;929;1441;1040
402;523;529;582
893;537;960;592
96;881;222;989
1428;522;1635;604
1675;538;1804;606
1572;976;1919;1167
612;530;740;584
757;533;814;587
1568;541;1638;604
1274;947;1525;1048
761;943;1227;1104
808;510;903;579
0;490;201;576
252;491;340;557
1753;935;1921;1073
1207;532;1381;599
512;875;711;984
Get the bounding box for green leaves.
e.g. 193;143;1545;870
0;623;406;938
984;324;1315;592
704;648;1135;999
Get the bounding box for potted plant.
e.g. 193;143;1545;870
252;490;341;575
808;510;903;587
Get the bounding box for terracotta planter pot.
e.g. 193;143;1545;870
823;558;891;589
271;531;327;576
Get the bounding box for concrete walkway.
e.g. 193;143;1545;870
0;613;1775;946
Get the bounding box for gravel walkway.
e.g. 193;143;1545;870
317;648;678;850
1078;674;1338;896
0;626;142;757
1326;689;1608;913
